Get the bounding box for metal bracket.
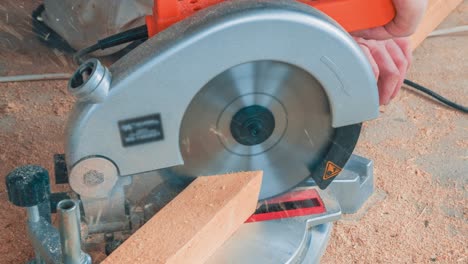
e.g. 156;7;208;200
329;154;374;214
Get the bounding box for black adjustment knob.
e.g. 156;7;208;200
5;165;50;207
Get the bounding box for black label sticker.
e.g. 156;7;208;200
118;114;164;147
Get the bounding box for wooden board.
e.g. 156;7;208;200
102;171;263;264
410;0;463;50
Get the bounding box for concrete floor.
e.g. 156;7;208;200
0;1;466;263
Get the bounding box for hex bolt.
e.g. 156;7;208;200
83;170;105;186
69;157;119;198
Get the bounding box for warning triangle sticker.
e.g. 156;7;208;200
323;161;342;180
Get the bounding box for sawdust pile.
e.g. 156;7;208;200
0;81;74;262
323;6;468;261
322;44;468;263
0;1;467;263
323;102;467;263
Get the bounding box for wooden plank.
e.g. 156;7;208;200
410;0;463;50
103;171;263;264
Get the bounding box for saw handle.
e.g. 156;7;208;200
146;0;396;37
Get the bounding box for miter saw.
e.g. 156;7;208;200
6;0;395;263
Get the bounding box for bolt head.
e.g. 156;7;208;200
69;158;118;198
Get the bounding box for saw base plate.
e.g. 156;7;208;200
206;154;374;263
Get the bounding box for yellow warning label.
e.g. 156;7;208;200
323;161;342;180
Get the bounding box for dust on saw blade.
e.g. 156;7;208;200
169;60;335;200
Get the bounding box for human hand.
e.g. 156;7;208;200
355;37;412;105
352;0;427;40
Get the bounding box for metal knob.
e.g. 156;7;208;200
68;58;112;103
5;165;50;207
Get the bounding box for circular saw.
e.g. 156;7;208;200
4;1;396;263
66;0;389;200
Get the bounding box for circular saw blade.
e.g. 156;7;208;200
173;61;335;200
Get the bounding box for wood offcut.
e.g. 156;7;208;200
102;171;263;264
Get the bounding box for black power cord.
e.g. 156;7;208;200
404;79;467;114
73;25;148;64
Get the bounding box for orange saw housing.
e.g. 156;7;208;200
146;0;395;37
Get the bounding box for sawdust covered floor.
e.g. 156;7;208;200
323;3;468;263
0;1;467;264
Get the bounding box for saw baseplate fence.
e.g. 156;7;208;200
146;0;396;36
